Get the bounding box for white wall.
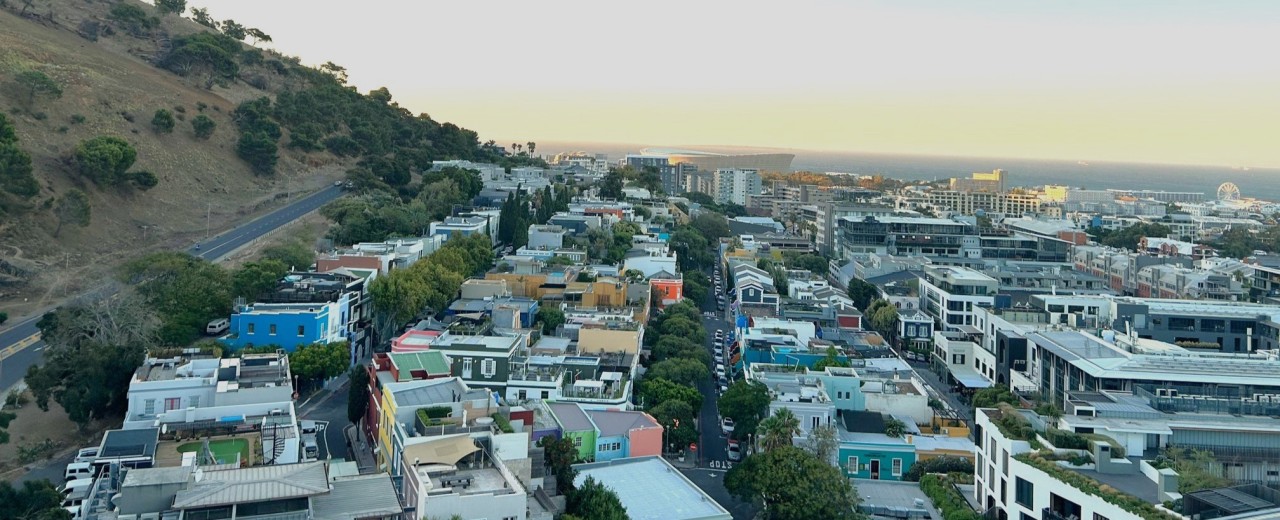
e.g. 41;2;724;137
419;488;526;520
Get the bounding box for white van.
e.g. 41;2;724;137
74;447;99;463
206;318;230;335
64;462;94;481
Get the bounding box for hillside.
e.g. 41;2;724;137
0;0;502;318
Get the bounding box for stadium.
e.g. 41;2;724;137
640;147;795;172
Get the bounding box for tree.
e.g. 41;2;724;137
846;277;880;312
538;436;578;495
567;476;628;520
261;239;314;270
14;70;62;108
246;27;272;45
109;3;158;36
690;212;730;240
347;365;370;424
804;423;839;463
0;141;39;199
237;131;278;175
648;399;697;453
130;170;159;190
646;358;709;387
191;114;216;139
320;61;348;84
0;480;72;519
650;336;710;367
718;381;770;440
231;259;287;301
155;0;186;15
75;136;137;185
637;376;701;411
369;268;429;344
813;346;850;371
119;252;232;345
758;408;801;452
599;169;624;199
786;253;829;275
0;410;12;445
289;341;349;391
220;19;247;40
190;7;215;27
972;384;1019;409
869;300;899;333
53;189;91;237
537;306;565;335
151;109;176;134
883;417;906;438
725;446;861;520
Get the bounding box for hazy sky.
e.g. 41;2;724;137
200;1;1279;167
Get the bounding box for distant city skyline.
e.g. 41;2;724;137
197;0;1279;168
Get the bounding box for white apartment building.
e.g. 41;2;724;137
124;352;295;429
919;265;998;329
713;168;762;206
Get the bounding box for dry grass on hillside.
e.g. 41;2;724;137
0;1;348;317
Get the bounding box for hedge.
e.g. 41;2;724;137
920;474;982;520
1015;453;1179;520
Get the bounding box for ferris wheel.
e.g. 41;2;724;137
1218;182;1241;202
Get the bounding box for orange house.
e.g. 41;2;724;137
649;273;683;309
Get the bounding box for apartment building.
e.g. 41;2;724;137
124;351;294;430
836;216;975;258
1033;294;1280;352
713;168;763;205
919;265;998;329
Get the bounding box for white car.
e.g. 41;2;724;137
727;440;742;462
74;447;99;463
715;365;726;378
721;417;735;436
714;353;724;364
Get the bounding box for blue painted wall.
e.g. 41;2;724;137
838;443;917;481
225;305;333;351
593;434;627;462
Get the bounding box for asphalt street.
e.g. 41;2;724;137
0;185;345;394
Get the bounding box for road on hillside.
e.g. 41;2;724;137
0;185;346;394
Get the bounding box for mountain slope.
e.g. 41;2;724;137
0;2;345;311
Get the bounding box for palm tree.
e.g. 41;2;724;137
758;408;801;452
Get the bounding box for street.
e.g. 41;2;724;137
0;184;346;394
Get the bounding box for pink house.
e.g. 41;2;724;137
391;330;441;353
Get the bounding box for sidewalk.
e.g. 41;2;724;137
343;424;378;474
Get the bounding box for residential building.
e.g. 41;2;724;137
811;203;898;255
621;247;679;279
316;236;445;275
373;377;496;475
926;189;1042;216
713;168;763;205
545;402;661;462
1033;294;1280;352
400;435;528;520
111;462;401;520
424;331;527;392
223;271;370;354
573;457;732;520
836;216;974;258
446;296;540;329
430;216;490;241
124;351;294;430
919;265;998;329
527;224;565;250
649;271;684;308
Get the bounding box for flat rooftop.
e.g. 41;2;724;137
856;480;944;520
574;456;732;520
1031;331;1280;386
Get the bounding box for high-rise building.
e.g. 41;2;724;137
713;168;762;205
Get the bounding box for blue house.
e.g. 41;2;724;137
224;301;346;351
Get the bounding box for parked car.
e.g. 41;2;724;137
721;417;735;436
64;462;94;481
727;440;742;462
714;353;724;364
715;365;726;378
74;447;99;464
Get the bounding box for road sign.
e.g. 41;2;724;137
690;443;697;451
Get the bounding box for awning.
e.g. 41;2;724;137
403;435;480;466
949;365;993;389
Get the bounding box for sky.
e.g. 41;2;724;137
198;1;1280;167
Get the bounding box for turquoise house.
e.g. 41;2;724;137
836;410;917;481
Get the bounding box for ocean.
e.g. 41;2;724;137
534;140;1280;203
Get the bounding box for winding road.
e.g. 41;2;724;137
0;184;345;393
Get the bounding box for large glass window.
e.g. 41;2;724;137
1015;477;1034;507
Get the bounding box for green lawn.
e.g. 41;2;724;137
176;438;251;465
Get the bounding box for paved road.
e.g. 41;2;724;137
0;185;345;394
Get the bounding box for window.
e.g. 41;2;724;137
247;323;255;334
541;391;550;399
269;324;277;335
297;325;305;337
518;390;527;400
1002;449;1009;476
573;437;582;446
165;397;181;411
481;358;497;377
462;358;473;378
1094;514;1111;520
847;456;859;473
143;399;155;416
190;396;200;408
891;458;903;476
952;354;966;365
812;416;820;430
1015;477;1033;507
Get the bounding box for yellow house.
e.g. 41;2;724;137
577;327;642;356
